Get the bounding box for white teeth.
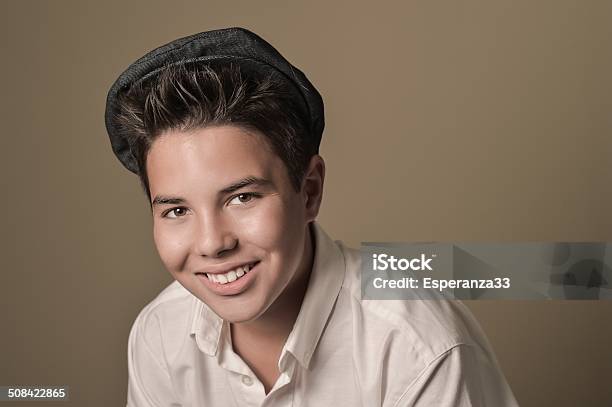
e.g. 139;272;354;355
207;263;256;285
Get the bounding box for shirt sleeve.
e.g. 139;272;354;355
393;344;519;407
126;310;182;407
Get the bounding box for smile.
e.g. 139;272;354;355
205;262;259;285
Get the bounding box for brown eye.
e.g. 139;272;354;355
238;193;252;203
228;193;258;206
165;207;188;218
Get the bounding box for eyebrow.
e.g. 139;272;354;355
151;196;186;206
219;176;272;194
151;176;272;206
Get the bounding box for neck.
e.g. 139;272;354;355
232;223;315;343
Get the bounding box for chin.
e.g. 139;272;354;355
178;274;275;323
213;307;264;324
204;294;270;323
222;314;254;324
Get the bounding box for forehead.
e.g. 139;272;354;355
146;125;283;193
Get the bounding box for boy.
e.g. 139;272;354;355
104;27;518;406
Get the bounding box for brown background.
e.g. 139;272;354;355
1;1;611;406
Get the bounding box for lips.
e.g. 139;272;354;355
195;261;261;296
204;261;258;284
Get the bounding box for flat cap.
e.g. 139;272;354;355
104;27;324;173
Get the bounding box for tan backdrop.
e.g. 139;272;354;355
1;1;611;406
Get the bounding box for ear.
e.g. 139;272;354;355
301;155;326;222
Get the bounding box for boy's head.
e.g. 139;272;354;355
104;28;326;322
115;61;317;201
105;27;324;198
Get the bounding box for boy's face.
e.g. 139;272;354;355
146;125;322;323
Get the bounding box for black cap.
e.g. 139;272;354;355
104;27;324;174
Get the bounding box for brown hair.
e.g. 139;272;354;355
113;60;315;201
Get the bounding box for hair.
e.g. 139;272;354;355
113;60;315;201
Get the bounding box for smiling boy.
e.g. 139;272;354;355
105;28;519;406
147;124;321;394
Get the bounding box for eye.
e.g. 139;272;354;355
163;207;189;219
228;192;258;206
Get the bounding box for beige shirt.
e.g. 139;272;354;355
127;223;519;406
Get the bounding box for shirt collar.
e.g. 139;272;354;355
190;222;346;368
190;297;223;356
281;222;345;369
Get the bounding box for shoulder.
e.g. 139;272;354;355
128;280;195;365
337;242;496;363
335;243;516;405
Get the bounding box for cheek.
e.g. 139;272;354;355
153;223;192;272
234;196;306;258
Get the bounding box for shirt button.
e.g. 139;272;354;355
241;376;253;386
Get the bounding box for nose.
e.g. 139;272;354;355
192;212;238;258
